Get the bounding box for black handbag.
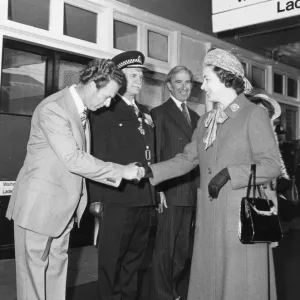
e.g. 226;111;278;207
239;164;283;244
282;176;299;205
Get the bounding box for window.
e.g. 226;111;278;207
273;73;284;94
0;40;92;116
241;62;247;74
1;48;47;115
187;82;206;116
148;31;168;62
280;103;298;141
252;66;265;90
139;74;166;109
287;77;298;98
64;4;97;43
114;20;137;51
8;0;50;30
58;60;86;90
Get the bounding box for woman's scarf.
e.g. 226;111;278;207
203;104;228;150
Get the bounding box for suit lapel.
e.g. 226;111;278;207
164;98;193;138
85;120;91;153
113;95;138;122
62;88;85;149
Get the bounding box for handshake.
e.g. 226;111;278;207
90;162;152;218
122;162;152;182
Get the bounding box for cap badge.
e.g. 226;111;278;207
230;103;239;112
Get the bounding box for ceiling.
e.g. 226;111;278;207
217;16;300;70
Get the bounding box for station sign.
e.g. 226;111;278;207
212;0;300;33
0;181;15;196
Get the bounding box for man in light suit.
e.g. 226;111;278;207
150;66;199;300
6;59;143;300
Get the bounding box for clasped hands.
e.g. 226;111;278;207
122;162;146;182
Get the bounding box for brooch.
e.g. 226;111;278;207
143;113;154;127
137;118;145;135
230;103;239;112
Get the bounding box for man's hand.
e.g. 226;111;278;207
123;163;145;181
208;167;230;199
157;192;168;213
137;166;146;179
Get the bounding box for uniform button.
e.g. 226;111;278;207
147;162;151;165
208;168;212;174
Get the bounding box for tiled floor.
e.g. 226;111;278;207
1;230;300;300
0;246;98;300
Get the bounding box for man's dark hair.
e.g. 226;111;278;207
80;59;124;89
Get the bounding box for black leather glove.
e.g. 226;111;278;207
132;162;153;184
208;168;230;199
89;202;103;218
277;177;292;193
143;165;153;178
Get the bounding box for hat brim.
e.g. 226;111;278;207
255;93;281;121
123;64;149;70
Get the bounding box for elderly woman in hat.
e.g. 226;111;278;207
248;94;292;241
146;48;281;300
248;94;290;185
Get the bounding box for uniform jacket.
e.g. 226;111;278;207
6;88;124;238
151;98;199;206
89;94;156;207
150;94;281;300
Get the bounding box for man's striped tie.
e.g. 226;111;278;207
181;102;191;127
80;106;88;130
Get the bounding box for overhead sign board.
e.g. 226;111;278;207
213;0;300;33
0;181;15;196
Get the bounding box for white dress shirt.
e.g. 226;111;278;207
69;84;85;115
170;95;191;118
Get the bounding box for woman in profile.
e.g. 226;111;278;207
148;48;281;300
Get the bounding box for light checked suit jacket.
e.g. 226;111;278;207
6;87;124;237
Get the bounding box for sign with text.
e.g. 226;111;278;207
0;181;15;196
212;0;300;32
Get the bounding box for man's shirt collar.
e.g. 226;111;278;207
118;93;138;109
69;85;85;115
170;95;187;111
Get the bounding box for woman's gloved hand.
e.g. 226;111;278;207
208;168;230;199
89;202;103;218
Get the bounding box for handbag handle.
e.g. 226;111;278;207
246;164;256;198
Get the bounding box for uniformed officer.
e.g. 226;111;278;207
88;51;156;300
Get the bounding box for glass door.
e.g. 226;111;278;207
0;38;92;258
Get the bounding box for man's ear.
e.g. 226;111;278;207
87;80;96;91
166;82;172;92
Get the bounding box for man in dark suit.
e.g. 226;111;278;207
150;66;200;300
89;51;155;300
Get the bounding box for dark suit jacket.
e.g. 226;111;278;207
88;94;156;207
151;98;200;206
